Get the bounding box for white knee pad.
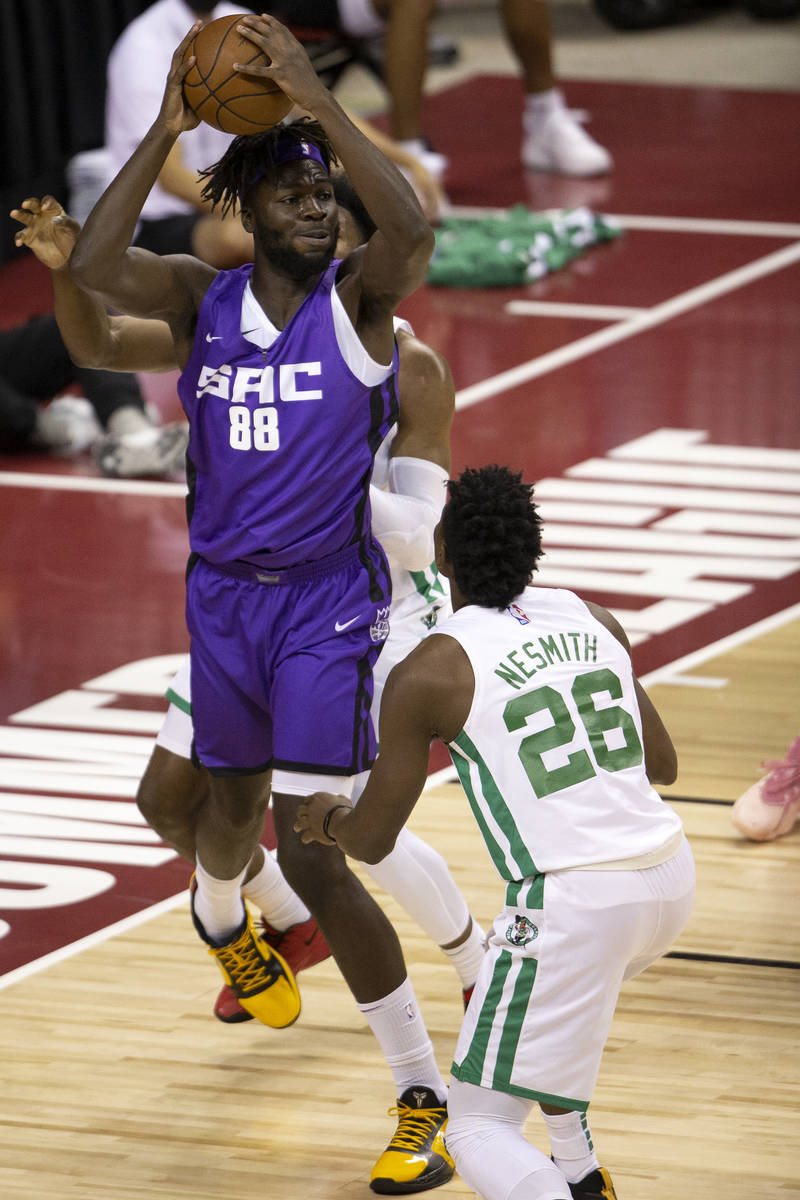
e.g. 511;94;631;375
446;1081;569;1200
362;826;470;944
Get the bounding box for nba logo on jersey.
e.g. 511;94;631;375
507;603;530;625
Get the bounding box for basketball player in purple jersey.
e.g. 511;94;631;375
71;16;454;1191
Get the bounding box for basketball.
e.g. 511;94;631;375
182;14;293;136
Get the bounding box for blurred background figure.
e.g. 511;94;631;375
262;1;612;180
9;196;189;479
105;1;256;268
0;312;186;477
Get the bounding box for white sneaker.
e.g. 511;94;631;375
93;421;189;479
397;138;449;183
34;394;102;455
522;101;613;178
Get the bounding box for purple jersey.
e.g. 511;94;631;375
178;261;399;568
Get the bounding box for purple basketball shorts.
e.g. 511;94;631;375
186;542;391;775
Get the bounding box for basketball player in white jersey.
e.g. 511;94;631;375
296;464;696;1200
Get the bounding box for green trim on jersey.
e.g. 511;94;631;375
452;948;514;1080
450;730;539;880
449;741;511;877
492;955;538;1090
409;563;447;606
505;877;545;911
450;948;590;1111
165;686;191;716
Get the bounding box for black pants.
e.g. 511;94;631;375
0;314;145;452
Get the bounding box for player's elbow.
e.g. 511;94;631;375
647;745;678;786
346;822;398;864
69;241;113;294
356;833;397;865
412;221;436;263
67;342;110;370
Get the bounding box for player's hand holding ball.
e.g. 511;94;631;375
232;14;330;116
181;14;326;137
158;22;204;137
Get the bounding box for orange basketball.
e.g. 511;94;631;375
182;14;292;136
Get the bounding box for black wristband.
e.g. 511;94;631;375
321;803;351;843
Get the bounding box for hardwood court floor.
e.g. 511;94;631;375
0;619;797;1200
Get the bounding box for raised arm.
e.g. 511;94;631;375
70;23;215;355
586;600;678;785
11;196;177;373
235;15;435;308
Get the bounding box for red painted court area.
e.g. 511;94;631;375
1;77;799;980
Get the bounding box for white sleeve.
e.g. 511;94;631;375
370;457;449;572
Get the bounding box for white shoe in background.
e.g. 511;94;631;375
522;91;613;178
396;138;450;183
34;394;102;456
93;421;189;479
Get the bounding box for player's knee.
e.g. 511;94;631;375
276;837;351;905
136;748;199;836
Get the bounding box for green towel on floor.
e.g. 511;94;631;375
428;205;622;287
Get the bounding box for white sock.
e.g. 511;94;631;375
242;849;310;931
357;977;447;1102
442;917;487;990
524;87;564;122
541;1110;599;1185
194;857;247;944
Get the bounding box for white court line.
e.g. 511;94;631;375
2;600;798;991
653;675;729;690
0;470;185;497
455;240;800;410
0;887;190;991
505;300;645;320
606;213;800;240
640;601;800;687
446;205;800;240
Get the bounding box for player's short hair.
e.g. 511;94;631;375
441;465;544;609
199;119;337;216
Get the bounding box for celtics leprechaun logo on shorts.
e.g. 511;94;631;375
505;914;539;947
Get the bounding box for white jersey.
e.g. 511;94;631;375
440;586;683;880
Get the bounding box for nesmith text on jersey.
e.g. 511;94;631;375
496;631;599;690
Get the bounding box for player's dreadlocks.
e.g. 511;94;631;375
441;465;544;610
198;119;338;217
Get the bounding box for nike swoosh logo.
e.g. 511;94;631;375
334;616;359;632
205;333;222;342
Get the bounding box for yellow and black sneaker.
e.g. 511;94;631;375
191;888;301;1029
568;1166;618;1200
370;1085;454;1194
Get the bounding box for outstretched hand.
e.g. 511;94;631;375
158;22;203;136
10;196;80;270
235;14;326;113
294;792;353;846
